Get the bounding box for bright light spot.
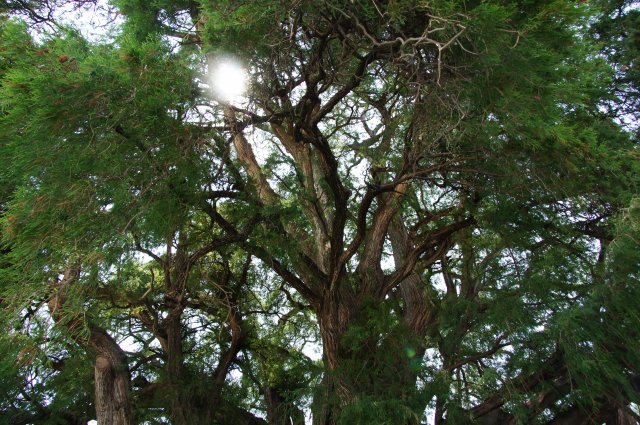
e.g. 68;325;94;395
210;59;247;102
302;341;323;361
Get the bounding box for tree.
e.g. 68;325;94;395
591;0;640;134
1;1;639;424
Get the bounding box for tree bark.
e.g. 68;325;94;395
164;311;191;425
91;329;133;425
313;277;366;425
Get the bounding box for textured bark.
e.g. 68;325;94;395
153;242;251;425
164;311;190;425
314;276;425;425
227;107;279;206
91;329;133;425
207;286;246;421
314;285;358;425
161;242;192;425
312;370;348;425
388;214;435;340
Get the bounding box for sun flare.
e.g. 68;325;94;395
211;60;247;102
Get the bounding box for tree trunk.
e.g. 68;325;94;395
265;387;305;425
164;311;191;425
48;268;134;425
314;286;423;425
91;329;133;425
313;286;358;425
265;387;286;425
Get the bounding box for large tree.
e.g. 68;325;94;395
1;1;639;424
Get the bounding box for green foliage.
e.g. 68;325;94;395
337;396;418;425
555;199;640;406
0;319;94;424
200;0;284;57
0;0;638;424
0;22;206;274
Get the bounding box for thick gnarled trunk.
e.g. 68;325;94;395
91;329;133;425
164;311;192;425
313;281;427;425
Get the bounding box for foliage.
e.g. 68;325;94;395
0;1;638;424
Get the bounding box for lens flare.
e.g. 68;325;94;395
404;346;416;358
211;59;247;102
